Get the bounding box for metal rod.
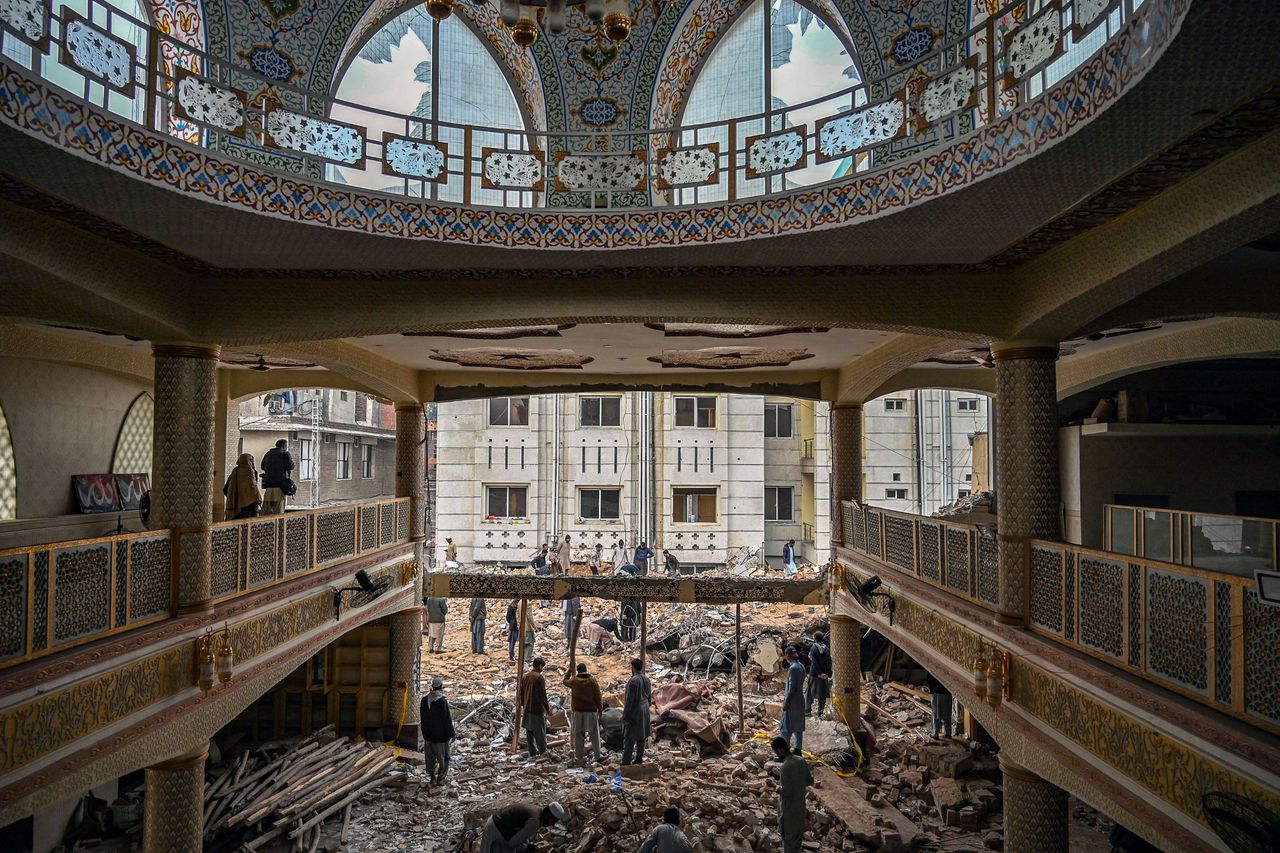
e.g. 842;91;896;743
735;603;744;739
639;603;647;669
510;598;528;755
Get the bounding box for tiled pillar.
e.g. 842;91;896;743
992;344;1060;626
151;343;220;615
829;614;861;730
1001;757;1069;853
830;403;863;548
391;404;425;747
143;746;206;853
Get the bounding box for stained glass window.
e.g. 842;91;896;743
329;7;529;206
675;0;865;203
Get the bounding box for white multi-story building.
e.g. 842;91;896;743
434;393;830;568
863;390;991;516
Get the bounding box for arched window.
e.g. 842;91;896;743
676;0;864;203
1;0;150;124
329;6;529;206
113;392;154;477
0;402;14;520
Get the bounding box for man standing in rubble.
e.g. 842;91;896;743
620;598;641;642
445;537;458;567
622;657;652;766
564;661;604;765
782;539;798;577
420;677;455;786
557;534;572;574
519;657;551;757
805;632;831;719
771;736;813;853
611;539;630;571
479;801;563;853
506;599;520;662
633;541;655;576
424;595;448;653
469;596;487;654
780;646;807;752
589;542;604;575
562;595;581;642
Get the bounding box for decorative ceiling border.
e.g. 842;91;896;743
0;0;1189;252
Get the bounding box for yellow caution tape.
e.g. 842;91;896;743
727;704;865;779
382;682;411;759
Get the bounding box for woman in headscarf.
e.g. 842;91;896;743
223;453;261;520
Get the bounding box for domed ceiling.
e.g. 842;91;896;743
157;0;972;198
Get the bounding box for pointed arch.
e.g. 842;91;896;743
112;392;154;477
0;401;14;520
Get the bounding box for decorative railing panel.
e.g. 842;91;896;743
0;498;410;667
0;531;173;667
0;0;1164;212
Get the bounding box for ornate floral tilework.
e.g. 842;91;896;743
62;12;134;93
745;128;806;178
1004;4;1064;81
383;135;446;181
265;111;364;166
1;0;44;43
816;98;905;162
1145;569;1208;694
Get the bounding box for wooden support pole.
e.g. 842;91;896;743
735;603;744;739
639;603;648;669
510;598;529;755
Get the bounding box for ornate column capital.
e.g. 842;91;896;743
152;342;222;361
990;340;1060;362
148;745;209;772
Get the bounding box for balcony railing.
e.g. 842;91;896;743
0;498;411;669
839;500;1280;733
802;439;815;460
0;0;1154;211
802;522;816;545
1105;503;1277;576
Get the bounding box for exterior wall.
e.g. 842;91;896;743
1060;426;1280;549
236;389;396;509
435;393;830;567
0;358;151;519
864;390;991;516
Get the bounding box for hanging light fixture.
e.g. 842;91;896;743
195;630;217;695
971;654;988;701
215;623;235;685
467;0;637;47
425;0;453;20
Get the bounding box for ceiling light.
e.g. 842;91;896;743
442;0;636;46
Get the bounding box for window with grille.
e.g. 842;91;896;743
884;399;905;411
764;403;793;438
885;488;907;499
957;399;979;411
765;486;794;521
486;486;528;519
580;396;622;427
489;397;530;426
361;444;375;478
674;396;717;428
336;442;351;480
673;487;717;522
299;439;315;480
579;488;621;520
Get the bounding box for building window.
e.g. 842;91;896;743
965;473;973;482
579;488;621;520
580;396;621;427
361;444;375;479
298;439;315;480
674;396;717;428
957;399;979;411
340;391;349;402
765;486;794;522
958;489;971;499
892;473;902;482
673;487;717;523
336;442;351;480
486;485;528;519
884;399;905;411
488;397;530;426
764;403;793;438
885;488;907;500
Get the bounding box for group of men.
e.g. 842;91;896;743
779;634;834;753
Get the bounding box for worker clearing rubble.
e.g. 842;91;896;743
518;657;551;757
588;616;624;654
771;736;813;853
639;807;693;853
779;645;806;752
478;801;563;853
564;661;604;765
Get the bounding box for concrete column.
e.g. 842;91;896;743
829;613;861;729
830;403;863;547
212;371;236;520
390;404;425;747
992;344;1060;625
143;746;206;853
1001;757;1069;853
151;343;220;615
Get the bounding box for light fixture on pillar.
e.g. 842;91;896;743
972;655;988;701
215;623;235;685
973;646;1009;708
481;0;638;48
195;630;217;695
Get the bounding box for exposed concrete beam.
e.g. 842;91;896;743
427;369;832;401
251;340;421;404
429;571;825;605
864;365;996;401
226;368;396;403
0;324;152;384
835;335;977;404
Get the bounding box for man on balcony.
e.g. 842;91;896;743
260;438;294;515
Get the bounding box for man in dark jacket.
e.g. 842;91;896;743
505;600;520;661
420;676;455;785
622;658;652;765
805;633;832;718
469;597;487;654
663;549;681;576
633;541;655;576
519;657;551;756
260;439;294;515
425;596;448;653
926;672;953;739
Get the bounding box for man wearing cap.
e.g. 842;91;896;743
564;661;604;764
424;595;448;653
771;736;813;853
780;645;807;752
419;677;455;787
479;801;563;853
445;537;458;567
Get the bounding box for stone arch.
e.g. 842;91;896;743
112;392;154;477
0;399;14;520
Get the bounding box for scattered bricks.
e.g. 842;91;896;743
878;830;903;852
900;769;925;789
960;807;979;830
983;830;1004;849
920;743;974;778
946;809;961;828
620;762;660;780
929;778;966;814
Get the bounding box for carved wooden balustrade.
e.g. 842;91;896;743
839;500;1279;736
0;497;411;669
